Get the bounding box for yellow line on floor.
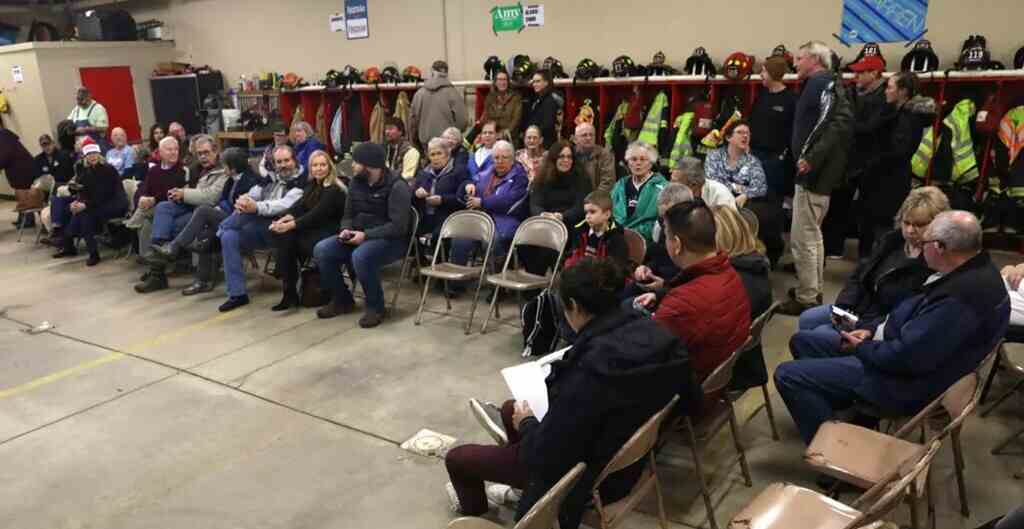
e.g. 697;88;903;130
0;310;244;400
0;351;123;400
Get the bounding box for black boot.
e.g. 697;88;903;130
53;240;77;258
219;295;250;312
86;253;101;267
271;288;299;312
135;271;168;293
317;297;355;319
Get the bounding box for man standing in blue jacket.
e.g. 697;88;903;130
775;210;1009;445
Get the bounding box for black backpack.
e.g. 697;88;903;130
521;288;561;357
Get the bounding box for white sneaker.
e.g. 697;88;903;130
446;482;462;513
469;398;508;446
485;483;522;507
446;481;499;514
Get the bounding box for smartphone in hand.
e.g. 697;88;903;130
831;306;859;332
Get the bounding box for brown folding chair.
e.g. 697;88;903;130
581;395;680;529
446;463;587;529
480;216;568;334
729;301;782;441
622;228;646;269
415;210;496;334
806;342;1001;525
662;337;754;529
728;439;942;529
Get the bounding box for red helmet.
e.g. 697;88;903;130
722;52;754;80
402;65;423;83
363;66;381;84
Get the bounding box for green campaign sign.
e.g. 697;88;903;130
491;4;524;34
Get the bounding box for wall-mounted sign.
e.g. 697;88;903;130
490;3;545;35
839;0;928;43
329;13;346;33
11;65;23;83
345;0;369;40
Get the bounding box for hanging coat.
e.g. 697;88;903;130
330;105;345;154
393;91;412;139
369;98;387;144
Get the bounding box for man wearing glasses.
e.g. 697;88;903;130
135;135;227;293
774;210;1009;446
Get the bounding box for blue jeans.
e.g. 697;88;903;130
790;304;843;359
151;200;194;243
313;236;407;313
219;213;272;298
774;356;874;444
51;195;74;228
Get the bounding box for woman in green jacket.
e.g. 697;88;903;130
611;141;667;243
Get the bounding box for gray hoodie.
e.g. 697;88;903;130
409;72;468;146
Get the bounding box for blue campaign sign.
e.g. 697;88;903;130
345;0;369;40
839;0;928;43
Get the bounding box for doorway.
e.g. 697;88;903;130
79;66;142;143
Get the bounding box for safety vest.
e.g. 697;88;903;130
604;101;630;147
912;99;978;185
637;91;669;150
992;106;1024;197
667;112;695;170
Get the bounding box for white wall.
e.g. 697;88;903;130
119;0;1024;84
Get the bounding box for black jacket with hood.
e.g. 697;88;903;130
728;252;775;390
525;89;561;149
835;229;933;330
859;96;937;223
515;309;699;529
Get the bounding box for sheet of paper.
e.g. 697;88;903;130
501;362;550;420
500;346;570;420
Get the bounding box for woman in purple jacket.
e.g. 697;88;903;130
451;140;528;265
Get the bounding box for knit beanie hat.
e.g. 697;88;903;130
762;56;789;81
81;136;101;155
352;142;387;170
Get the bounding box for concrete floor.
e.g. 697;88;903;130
0;201;1022;529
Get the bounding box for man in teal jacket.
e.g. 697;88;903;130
611;141;666;243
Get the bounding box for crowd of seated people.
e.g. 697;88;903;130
12;68;1022;529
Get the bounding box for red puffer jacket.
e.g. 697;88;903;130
654;252;751;383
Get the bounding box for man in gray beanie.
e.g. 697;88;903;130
409;60;468;149
313;142;411;327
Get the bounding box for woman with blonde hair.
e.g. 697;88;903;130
712;205;774;391
268;149;347;311
791;186;950;359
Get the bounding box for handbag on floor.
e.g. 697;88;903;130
14;188;45;211
299;267;327;307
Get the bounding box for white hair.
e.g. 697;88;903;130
158;136;179;149
657;183;694;210
800;41;833;69
427;137;450;154
574;122;595;135
675;157;705;185
442;127;463;145
625;141;657;163
493;140;515;156
927;210;982;253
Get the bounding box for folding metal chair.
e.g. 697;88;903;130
446;463;587;529
415;210;495;334
480;216;568;334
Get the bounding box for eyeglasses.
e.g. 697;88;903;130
196;150;214;157
626;157;649;163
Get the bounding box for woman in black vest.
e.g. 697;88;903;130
268;150;347;311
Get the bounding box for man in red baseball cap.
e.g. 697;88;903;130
822;53;889;260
